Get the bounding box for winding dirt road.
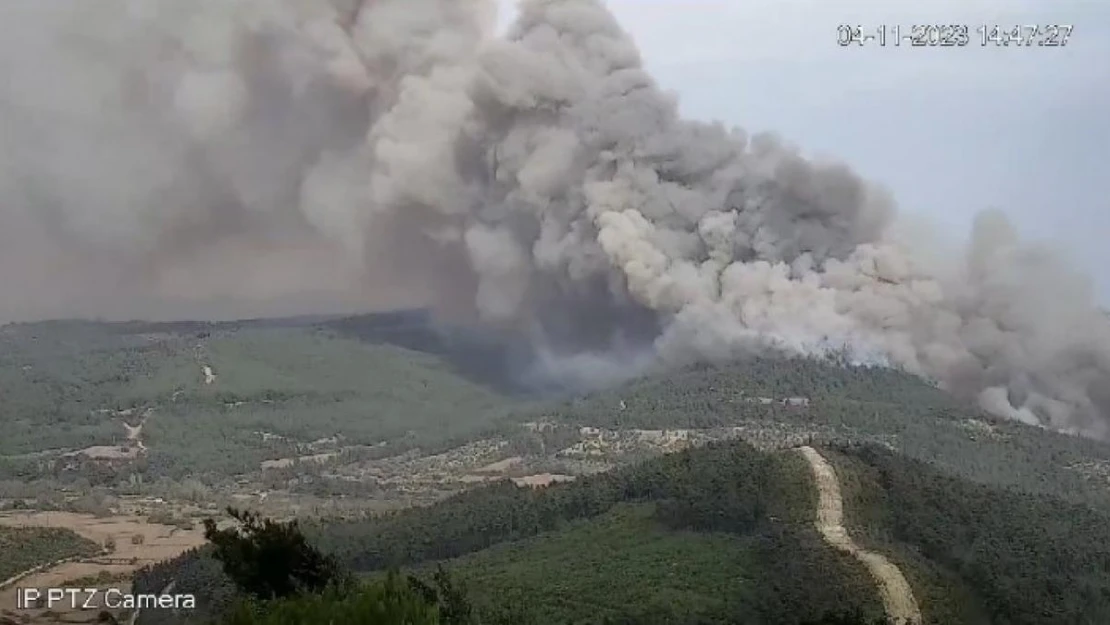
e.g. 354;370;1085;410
795;446;922;625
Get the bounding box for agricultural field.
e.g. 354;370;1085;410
0;511;207;625
0;524;100;583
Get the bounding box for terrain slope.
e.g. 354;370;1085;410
136;437;1110;625
6;315;1110;623
797;446;920;625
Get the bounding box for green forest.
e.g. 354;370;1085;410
6;316;1110;516
0;318;511;481
7;315;1110;624
133;440;1110;625
826;445;1110;624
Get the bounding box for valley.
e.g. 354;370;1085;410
3;313;1110;624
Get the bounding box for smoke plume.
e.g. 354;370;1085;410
1;0;1108;436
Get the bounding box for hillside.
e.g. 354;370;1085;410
134;440;885;625
7;314;1110;624
825;445;1110;624
8;316;1110;516
133;438;1110;625
0;315;510;486
0;524;100;582
511;356;1110;510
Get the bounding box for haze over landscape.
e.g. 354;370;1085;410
1;0;1107;436
6;3;1110;625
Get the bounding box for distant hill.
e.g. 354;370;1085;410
0;314;513;480
318;310;534;395
511;356;1110;510
6;307;529;392
6;315;1110;507
95;309;531;394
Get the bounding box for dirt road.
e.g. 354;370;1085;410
796;446;922;625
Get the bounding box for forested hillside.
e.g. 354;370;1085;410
513;356;1110;510
135;440;884;625
0;317;510;481
9;315;1110;624
826;445;1110;625
8;316;1110;514
134;438;1110;625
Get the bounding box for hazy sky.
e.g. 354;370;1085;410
499;0;1110;301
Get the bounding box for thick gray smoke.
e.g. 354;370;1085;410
2;0;1108;436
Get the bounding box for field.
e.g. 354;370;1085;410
0;524;99;583
0;511;207;624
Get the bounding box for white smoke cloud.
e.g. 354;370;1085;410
1;0;1108;437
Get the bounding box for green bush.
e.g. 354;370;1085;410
221;574;438;625
204;508;347;601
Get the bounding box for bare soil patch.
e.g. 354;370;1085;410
796;446;922;625
0;511;205;624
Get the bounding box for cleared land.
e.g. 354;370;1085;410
796;446;921;625
0;511;205;624
0;525;99;586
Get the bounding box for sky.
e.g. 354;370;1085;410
498;0;1110;302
